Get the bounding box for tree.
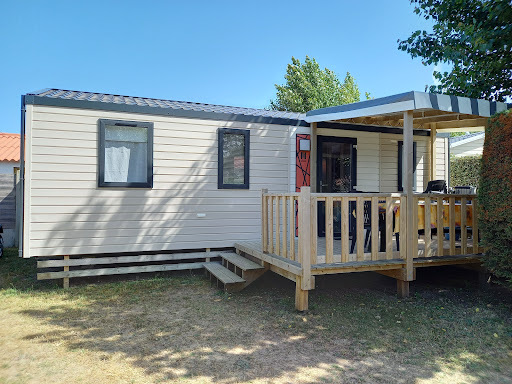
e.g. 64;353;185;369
479;110;512;287
398;0;512;102
270;56;364;113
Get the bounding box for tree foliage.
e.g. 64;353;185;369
270;56;363;113
398;0;512;102
479;110;512;287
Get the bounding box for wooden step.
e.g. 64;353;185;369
204;262;245;292
218;252;264;271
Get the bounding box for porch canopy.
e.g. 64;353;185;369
304;91;511;187
304;91;511;280
305;91;510;130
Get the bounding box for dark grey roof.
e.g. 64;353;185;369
449;131;485;144
25;88;307;126
23;88;433;136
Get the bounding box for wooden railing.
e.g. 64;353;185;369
312;192;404;264
409;194;481;258
261;191;300;260
261;188;481;270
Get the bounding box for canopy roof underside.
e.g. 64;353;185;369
305;91;511;130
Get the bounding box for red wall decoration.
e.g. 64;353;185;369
295;134;311;235
295;134;311;191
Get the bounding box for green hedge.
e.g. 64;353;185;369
479;110;512;287
450;155;482;187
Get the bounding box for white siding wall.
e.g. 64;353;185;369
436;137;449;181
25;105;450;257
379;134;431;193
25;105;293;257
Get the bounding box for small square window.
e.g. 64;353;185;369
98;119;153;188
218;128;250;189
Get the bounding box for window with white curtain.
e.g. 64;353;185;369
98;119;153;188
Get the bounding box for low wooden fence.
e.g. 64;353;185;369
261;188;481;270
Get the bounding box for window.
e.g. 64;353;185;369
218;128;250;189
98;119;153;188
398;141;417;192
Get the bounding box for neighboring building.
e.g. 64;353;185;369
0;133;20;173
450;132;485;157
0;133;20;247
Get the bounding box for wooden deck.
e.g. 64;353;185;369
246;190;484;310
236;239;482;277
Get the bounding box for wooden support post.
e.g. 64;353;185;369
63;255;69;289
403;111;414;281
397;280;410;298
299;187;313;291
295;276;309;311
206;248;211;262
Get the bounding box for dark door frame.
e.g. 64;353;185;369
316;135;357;193
316;135;358;237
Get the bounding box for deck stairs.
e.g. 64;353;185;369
204;251;266;293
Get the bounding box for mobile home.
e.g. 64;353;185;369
22;89;505;309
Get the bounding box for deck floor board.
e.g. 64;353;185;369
236;233;483;275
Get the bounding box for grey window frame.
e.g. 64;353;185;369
218;128;250;189
98;119;154;188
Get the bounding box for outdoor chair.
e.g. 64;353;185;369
423;180;447;194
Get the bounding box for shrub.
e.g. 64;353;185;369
479;110;512;287
450;155;482;187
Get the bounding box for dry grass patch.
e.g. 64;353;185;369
1;248;511;383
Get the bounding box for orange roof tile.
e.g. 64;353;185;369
0;133;20;162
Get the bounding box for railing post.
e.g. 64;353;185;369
261;189;268;253
403;110;414;282
299;186;312;290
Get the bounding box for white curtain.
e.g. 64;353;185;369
105;146;131;182
104;125;148;183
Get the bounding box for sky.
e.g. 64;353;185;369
0;0;436;133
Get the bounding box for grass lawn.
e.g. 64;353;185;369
0;248;511;384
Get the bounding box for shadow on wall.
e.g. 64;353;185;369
36;121;289;257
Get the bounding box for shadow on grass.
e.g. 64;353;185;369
2;247;512;383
